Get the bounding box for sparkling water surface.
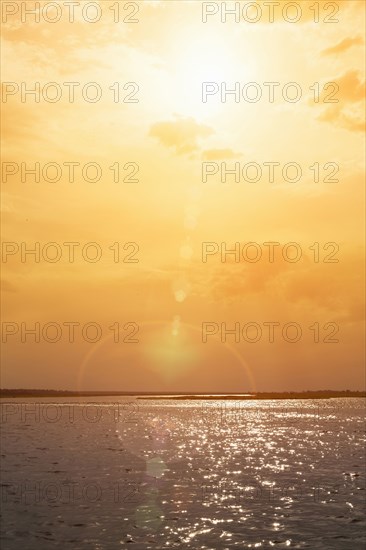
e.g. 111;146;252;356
1;398;365;549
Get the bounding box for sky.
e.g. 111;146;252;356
1;0;365;392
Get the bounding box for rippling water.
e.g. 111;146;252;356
1;398;365;549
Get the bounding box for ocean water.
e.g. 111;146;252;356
0;398;365;549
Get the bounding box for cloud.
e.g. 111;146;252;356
186;255;294;305
333;70;365;102
202;149;242;160
190;248;365;328
0;280;17;293
322;36;363;56
315;70;365;133
318;105;365;133
149;116;214;155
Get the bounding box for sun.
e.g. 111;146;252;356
168;27;255;119
76;321;256;392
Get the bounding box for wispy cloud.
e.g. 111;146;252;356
149;116;214;155
321;36;363;56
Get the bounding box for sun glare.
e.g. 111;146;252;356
170;29;254;118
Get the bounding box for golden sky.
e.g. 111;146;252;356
1;0;365;392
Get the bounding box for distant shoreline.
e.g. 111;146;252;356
137;392;366;400
0;389;365;399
